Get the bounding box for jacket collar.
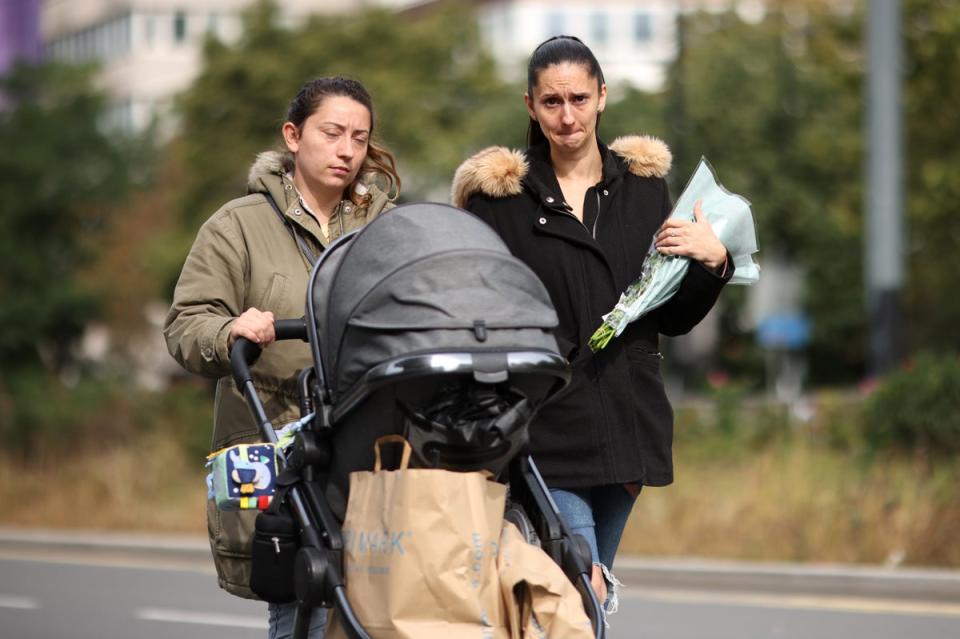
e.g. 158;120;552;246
450;134;672;208
246;150;388;216
522;140;627;210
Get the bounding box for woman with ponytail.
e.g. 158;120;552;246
453;37;732;619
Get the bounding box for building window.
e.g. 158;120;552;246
173;11;187;43
591;12;608;45
634;12;652;43
545;11;564;37
144;15;154;46
498;6;512;41
121;13;131;52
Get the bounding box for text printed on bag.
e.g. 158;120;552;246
343;529;413;557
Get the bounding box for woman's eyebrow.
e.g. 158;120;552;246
320;121;370;135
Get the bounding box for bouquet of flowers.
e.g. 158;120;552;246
588;157;760;352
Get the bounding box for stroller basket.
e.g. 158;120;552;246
230;203;605;639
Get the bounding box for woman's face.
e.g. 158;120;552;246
282;95;371;194
525;62;607;154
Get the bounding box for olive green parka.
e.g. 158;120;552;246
163;150;392;598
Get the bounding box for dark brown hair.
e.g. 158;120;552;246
285;76;401;204
525;36;605;147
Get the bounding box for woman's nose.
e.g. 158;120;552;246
337;137;354;158
561;104;575;124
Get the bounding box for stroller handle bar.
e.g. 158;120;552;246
230;318;308;391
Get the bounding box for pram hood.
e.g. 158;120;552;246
309;203;564;417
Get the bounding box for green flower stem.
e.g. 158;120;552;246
588;248;668;351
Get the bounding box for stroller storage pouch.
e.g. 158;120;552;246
250;485;298;603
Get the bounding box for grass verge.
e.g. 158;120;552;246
1;380;958;567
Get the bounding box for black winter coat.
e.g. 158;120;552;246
452;137;732;487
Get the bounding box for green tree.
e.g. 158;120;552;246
173;1;518;236
0;62;135;375
662;6;867;383
663;2;960;384
902;0;960;353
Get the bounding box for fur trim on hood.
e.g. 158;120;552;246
247;150;294;190
451;135;671;209
608;135;672;179
450;146;528;210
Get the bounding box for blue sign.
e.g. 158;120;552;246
757;313;810;349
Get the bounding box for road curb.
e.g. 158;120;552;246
3;526;959;601
613;556;960;602
0;527;209;562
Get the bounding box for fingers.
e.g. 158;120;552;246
655;201;727;267
655;219;691;252
656;219;684;244
229;308;276;348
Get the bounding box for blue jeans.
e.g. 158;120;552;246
268;602;327;639
549;484;638;570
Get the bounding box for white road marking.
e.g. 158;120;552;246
626;587;960;617
0;595;39;609
136;607;267;629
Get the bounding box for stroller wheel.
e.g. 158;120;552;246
504;502;540;546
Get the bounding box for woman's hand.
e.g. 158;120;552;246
228;307;276;350
655;199;728;272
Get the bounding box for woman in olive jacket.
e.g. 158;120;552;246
164;76;398;638
452;37;732;612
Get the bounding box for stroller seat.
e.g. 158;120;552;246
306;203;569;516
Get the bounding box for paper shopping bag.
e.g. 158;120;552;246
497;522;594;639
327;435;509;639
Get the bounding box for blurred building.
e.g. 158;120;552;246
411;0;767;91
439;0;682;91
39;0;370;131
1;0;43;74
38;0;765;132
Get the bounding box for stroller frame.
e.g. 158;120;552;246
229;227;606;639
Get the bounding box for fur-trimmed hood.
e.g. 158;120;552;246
451;135;672;208
247;150;390;210
247;150;294;191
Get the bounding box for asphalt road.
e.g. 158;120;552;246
1;531;959;639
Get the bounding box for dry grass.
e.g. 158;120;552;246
2;390;958;568
0;431;207;533
620;436;960;566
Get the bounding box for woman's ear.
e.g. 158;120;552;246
597;84;608;114
281;121;300;154
524;92;537;121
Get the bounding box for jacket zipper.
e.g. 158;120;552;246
592;190;601;238
548;201;593;238
551;189;601;239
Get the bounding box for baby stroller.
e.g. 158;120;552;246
230;203;605;639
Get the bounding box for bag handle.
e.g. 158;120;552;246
373;435;412;471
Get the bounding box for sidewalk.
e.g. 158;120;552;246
614;554;960;602
3;526;959;602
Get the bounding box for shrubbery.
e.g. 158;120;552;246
0;374;212;458
862;354;960;456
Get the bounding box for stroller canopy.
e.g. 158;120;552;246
310;203;563;411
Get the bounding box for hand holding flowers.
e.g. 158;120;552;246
587;157;759;352
654;199;728;272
